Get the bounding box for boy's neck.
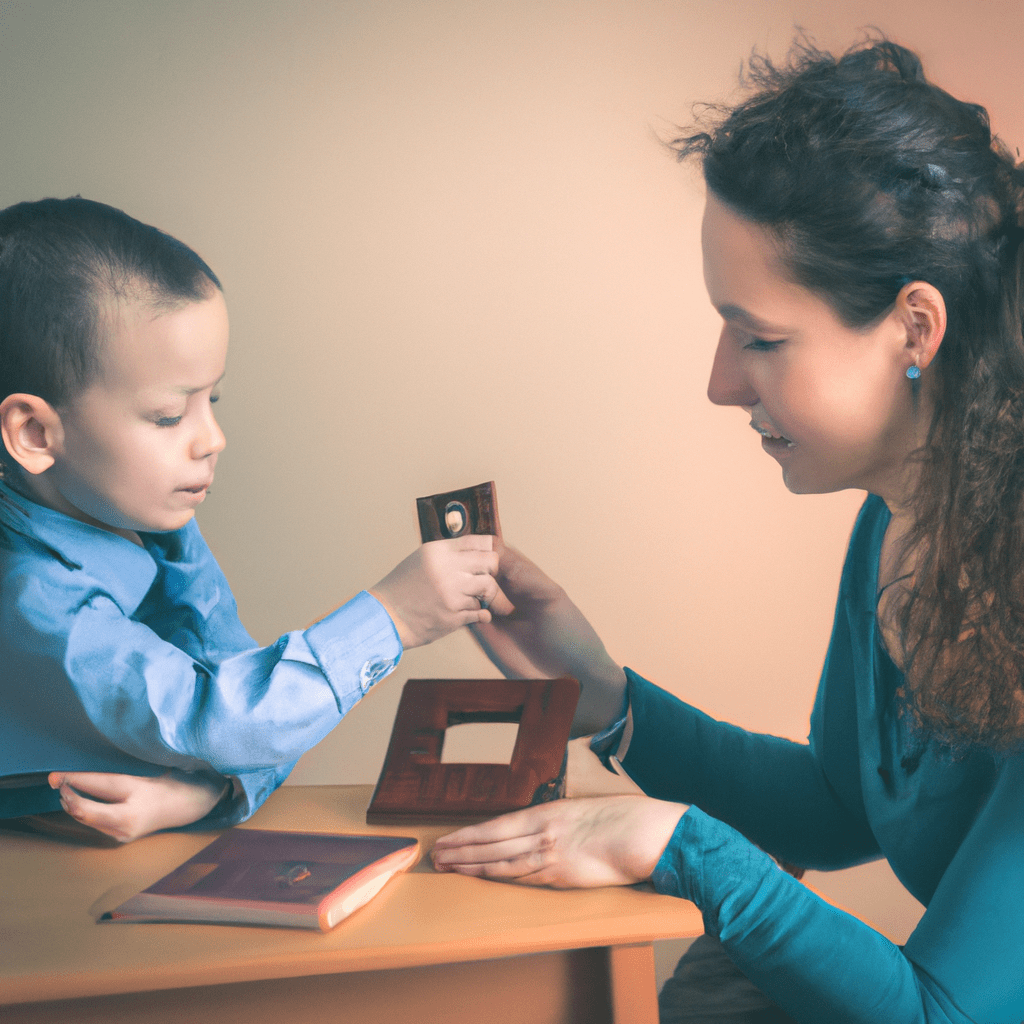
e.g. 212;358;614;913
10;470;144;547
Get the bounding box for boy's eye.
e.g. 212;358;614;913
210;392;221;405
154;415;183;428
744;338;784;352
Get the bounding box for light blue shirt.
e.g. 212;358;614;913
625;495;1023;1022
0;480;402;826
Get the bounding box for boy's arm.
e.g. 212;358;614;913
4;519;507;829
13;549;499;794
51;590;402;775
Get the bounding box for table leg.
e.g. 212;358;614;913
607;943;659;1024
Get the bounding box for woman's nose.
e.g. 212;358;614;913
707;331;757;407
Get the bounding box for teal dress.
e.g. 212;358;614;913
624;495;1024;1023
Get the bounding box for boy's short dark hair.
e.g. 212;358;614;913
0;197;221;408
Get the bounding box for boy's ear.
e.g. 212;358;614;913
0;394;64;475
895;281;946;373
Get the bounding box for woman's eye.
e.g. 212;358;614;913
744;338;784;352
154;415;183;428
210;392;221;405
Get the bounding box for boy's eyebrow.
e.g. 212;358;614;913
173;373;225;397
715;303;788;336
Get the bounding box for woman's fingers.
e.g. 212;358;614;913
482;580;515;616
434;804;545;849
464;576;514;618
438;850;552;883
433;832;544;870
432;796;688;889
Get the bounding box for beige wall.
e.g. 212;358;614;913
3;0;1022;944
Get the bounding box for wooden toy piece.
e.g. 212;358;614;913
416;481;501;542
366;677;580;825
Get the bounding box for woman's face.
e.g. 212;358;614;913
701;193;923;502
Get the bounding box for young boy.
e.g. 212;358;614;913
0;197;508;842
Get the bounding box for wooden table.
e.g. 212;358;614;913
0;785;702;1024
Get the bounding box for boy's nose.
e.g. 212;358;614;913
192;410;226;459
706;330;757;407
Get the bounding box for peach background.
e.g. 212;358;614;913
3;0;1021;954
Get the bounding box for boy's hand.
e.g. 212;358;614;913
470;542;627;734
370;536;513;650
48;770;229;843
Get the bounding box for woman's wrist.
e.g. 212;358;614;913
629;798;690;881
571;663;628;736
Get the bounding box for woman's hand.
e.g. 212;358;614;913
470;542;627;734
48;770;229;843
370;536;513;650
431;795;687;889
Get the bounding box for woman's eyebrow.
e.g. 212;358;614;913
716;303;788;335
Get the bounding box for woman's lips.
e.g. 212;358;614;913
750;420;795;448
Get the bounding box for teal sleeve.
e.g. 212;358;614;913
651;809;975;1023
653;800;1024;1023
621;670;880;870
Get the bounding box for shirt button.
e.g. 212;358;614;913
359;658;393;694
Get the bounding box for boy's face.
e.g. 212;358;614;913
47;290;229;534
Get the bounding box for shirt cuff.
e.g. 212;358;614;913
589;685;631;767
303;591;403;715
182;767;290;829
650;808;693;899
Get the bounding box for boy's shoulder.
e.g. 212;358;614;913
0;491;208;616
0;515;153;621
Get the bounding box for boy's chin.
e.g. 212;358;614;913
143;509;198;533
105;506;197;535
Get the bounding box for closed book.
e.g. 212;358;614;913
102;829;420;931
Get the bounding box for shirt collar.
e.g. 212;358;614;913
0;478;163;614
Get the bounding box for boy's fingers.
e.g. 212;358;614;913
451;549;499;577
57;771;141;803
427;535;495;552
62;796;135;842
456;534;495;551
57;784;102;825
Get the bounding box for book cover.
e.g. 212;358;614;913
102;829;420;931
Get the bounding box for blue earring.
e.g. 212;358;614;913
906;364;921;380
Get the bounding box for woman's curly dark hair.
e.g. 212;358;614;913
675;36;1024;751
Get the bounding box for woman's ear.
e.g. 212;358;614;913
896;281;946;373
0;394;64;475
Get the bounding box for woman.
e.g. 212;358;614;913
432;39;1024;1023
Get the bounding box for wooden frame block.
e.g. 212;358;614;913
416;481;501;542
366;678;579;825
